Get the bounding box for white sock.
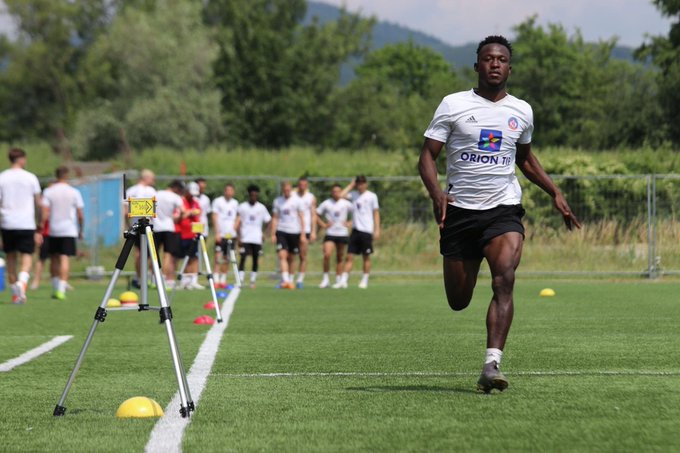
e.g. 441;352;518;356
485;348;503;365
341;272;348;284
282;271;289;283
297;272;305;283
52;277;60;291
239;271;245;283
335;274;340;283
18;271;30;285
360;273;369;284
220;273;227;284
181;274;191;286
59;280;67;293
321;273;329;284
191;273;199;285
250;272;257;283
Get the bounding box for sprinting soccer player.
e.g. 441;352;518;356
40;166;84;300
153;180;184;287
211;182;239;287
293;177;317;289
0;148;42;304
124;169;157;288
418;35;581;393
234;184;271;289
316;184;352;288
334;175;380;289
177;182;204;290
271;181;306;289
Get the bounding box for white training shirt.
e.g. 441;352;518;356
212;196;239;238
42;182;84;237
237;201;271;245
317;198;352;237
294;190;315;234
198;193;211;234
0;168;41;230
350;190;379;234
126;183;157;200
273;195;304;234
424;89;533;210
154;189;183;233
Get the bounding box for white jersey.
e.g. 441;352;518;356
294;190;315;234
237;201;271;245
198;193;211;234
212;196;239;238
350;190;379;234
273;195;303;234
42;182;84;237
317;198;352;237
0;168;41;230
126;183;157;200
424;89;533;210
154;189;183;233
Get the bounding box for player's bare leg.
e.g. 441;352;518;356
296;239;309;288
277;249;293;289
477;232;523;393
52;254;69;300
442;257;483;311
358;254;372;288
320;241;334;288
335;243;346;285
334;253;354;288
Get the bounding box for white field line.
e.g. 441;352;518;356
211;370;680;379
0;335;73;372
145;287;240;453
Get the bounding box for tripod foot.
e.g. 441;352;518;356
188;401;195;412
180;406;190;418
53;405;66;416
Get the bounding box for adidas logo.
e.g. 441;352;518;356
465;115;478;123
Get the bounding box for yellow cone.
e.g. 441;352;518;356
119;291;139;305
115;397;164;418
107;298;121;308
539;288;556;297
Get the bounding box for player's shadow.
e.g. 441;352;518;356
346;385;477;394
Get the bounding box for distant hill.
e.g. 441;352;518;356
305;1;640;84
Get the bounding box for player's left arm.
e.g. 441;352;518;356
298;210;307;245
77;207;85;240
373;209;381;241
35;193;44;245
310;197;318;242
515;142;581;230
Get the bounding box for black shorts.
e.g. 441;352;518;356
1;229;36;254
440;204;525;260
177;238;198;258
276;231;300;254
219;238;237;256
153;231;180;256
39;236;50;260
348;229;373;255
324;235;349;245
48;236;77;256
239;243;263;256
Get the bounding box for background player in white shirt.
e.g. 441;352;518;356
418;35;581;393
211;183;239;287
41;166;84;300
196;177;212;235
334;175;380;289
153;180;184;286
271;181;306;289
0;148;42;303
316;184;352;288
234;184;271;288
293;176;317;288
124;169;157;288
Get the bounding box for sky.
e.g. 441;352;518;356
321;0;673;48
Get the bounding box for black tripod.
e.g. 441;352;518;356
53;217;195;418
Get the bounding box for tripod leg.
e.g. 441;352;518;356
228;241;242;287
168;255;189;304
141;233;148;306
199;235;223;323
54;234;136;416
146;227;194;417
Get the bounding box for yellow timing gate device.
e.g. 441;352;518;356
127;197;157;218
191;222;204;234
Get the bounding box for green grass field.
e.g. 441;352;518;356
1;278;679;452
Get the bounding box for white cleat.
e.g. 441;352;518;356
186;282;206;290
319;281;329;289
358;281;368;289
331;281;347;289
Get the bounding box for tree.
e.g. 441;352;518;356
511;17;663;149
73;0;223;158
0;0;111;142
637;0;680;142
203;0;373;147
326;42;464;149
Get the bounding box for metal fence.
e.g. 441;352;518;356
58;173;680;278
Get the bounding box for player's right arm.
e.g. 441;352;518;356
270;213;278;244
418;137;449;228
